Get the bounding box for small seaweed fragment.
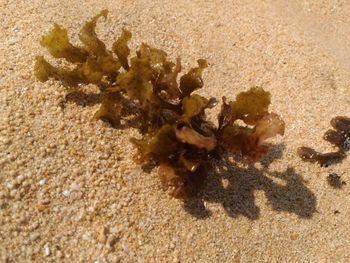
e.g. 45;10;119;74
298;116;350;167
35;10;285;199
327;172;346;189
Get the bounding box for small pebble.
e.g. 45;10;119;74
56;250;64;259
43;243;50;256
6;181;15;190
16;175;25;184
38;179;46;186
29;232;40;241
106;235;117;250
97;226;109;243
82;232;92;241
62;190;70;197
70;182;80;191
8;37;18;45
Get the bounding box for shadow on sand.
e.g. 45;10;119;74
61;93;317;220
184;160;317;220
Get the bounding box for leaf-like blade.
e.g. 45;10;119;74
40;24;88;63
113;28;132;70
179;59;207;97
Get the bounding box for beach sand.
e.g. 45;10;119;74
1;0;349;262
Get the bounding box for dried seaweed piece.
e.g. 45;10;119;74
246;113;285;161
179;59;207;98
298;116;350;166
113;28;132;70
40;24;88;63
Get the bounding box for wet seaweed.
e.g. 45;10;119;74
35;10;286;199
298;116;350;167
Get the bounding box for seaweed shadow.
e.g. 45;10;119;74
184;160;317;220
261;143;286;168
60;90;101;108
60;91;146;131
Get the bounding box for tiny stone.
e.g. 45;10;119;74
97;226;109;243
290;233;299;240
29;222;39;230
56;250;64;259
106;235;117;250
70;182;80;191
82;232;92;241
43;243;50;257
8;37;18;45
8;170;17;177
39;179;46;186
62;190;70;197
16;175;25;184
10;189;17;197
2;138;11;145
6;181;15;189
30;232;40;241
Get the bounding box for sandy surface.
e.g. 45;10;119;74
1;0;350;262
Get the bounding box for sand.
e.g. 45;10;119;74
1;0;349;262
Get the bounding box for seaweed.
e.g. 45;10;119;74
35;10;285;199
327;173;346;189
298;116;350;167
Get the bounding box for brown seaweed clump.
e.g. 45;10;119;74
34;10;285;199
298;116;350;167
